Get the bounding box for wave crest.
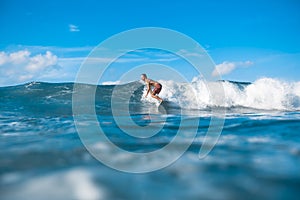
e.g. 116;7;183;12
142;78;300;111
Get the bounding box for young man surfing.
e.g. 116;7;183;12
141;74;163;103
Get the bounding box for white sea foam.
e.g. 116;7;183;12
2;168;106;200
247;137;271;143
142;78;300;111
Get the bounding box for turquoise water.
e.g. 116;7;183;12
1;80;300;200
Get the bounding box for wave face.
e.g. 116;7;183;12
0;78;300;115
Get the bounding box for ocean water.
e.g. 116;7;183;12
1;78;300;200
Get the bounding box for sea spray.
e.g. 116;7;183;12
142;78;300;111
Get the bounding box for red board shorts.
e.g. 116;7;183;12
152;84;162;95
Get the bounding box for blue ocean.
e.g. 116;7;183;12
1;78;300;200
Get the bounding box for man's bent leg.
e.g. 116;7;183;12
151;93;163;102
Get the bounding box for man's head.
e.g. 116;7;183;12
141;74;147;81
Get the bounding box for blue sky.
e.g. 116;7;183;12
0;0;300;86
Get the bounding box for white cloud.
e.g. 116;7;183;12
212;60;253;77
177;49;205;58
19;74;34;81
69;24;80;32
212;61;236;76
26;51;58;72
0;50;59;85
0;52;8;65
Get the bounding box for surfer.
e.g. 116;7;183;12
141;74;163;103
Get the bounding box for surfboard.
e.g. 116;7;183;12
158;101;169;113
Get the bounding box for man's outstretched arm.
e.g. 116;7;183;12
144;82;151;98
